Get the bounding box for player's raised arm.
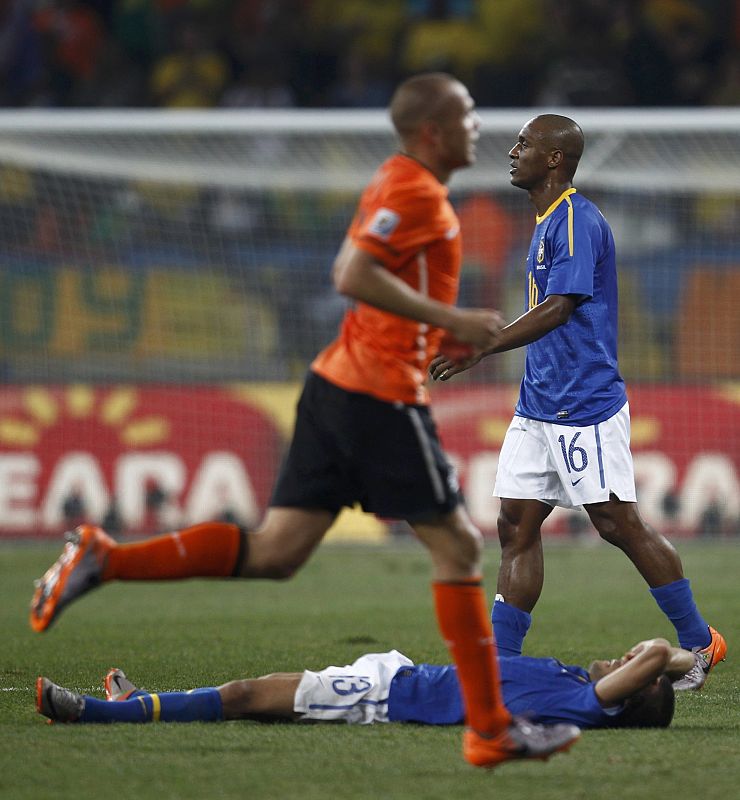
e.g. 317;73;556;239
590;639;696;706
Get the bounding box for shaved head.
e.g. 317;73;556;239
389;73;464;140
527;114;584;179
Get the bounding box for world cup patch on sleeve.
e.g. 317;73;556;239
368;207;401;239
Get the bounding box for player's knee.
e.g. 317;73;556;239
243;537;309;579
419;516;483;575
447;523;483;575
457;523;484;570
218;679;254;718
242;549;303;580
590;503;645;546
497;509;516;547
497;507;537;551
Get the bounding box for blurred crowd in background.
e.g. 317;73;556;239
1;0;739;109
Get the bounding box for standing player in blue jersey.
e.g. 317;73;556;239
430;114;726;688
37;635;700;730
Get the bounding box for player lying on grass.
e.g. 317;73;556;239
37;637;699;735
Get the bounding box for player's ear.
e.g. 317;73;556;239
420;117;441;144
547;149;563;169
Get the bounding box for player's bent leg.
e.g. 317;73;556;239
415;507;514;752
30;525;116;632
412;505;483;581
100;671;304;719
464;717;580;768
585;496;683;586
238;507;336;579
102;522;244;581
496;498;552;612
587;496;726;660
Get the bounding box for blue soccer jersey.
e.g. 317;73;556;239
387;656;620;729
516;188;627;425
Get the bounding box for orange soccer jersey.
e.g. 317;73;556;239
312;154;462;405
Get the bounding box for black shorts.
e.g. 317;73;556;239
271;372;462;521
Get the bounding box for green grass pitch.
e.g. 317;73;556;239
1;539;738;800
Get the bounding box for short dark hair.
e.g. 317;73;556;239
611;675;675;728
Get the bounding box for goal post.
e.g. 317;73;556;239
0;108;737;539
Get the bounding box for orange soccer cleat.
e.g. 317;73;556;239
463;716;580;768
697;627;728;672
673;626;727;691
30;525;116;632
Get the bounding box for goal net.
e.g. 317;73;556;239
0;109;738;539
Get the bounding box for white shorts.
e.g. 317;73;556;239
493;403;637;509
294;650;413;725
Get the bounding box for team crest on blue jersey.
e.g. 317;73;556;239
368;207;401;240
537;238;545;264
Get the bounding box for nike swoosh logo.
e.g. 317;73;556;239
571;478;583;486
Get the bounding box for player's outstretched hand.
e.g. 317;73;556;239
447;308;505;351
429;352;482;381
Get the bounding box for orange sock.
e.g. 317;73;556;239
102;522;243;581
433;580;511;736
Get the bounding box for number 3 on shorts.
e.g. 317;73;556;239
331;677;373;696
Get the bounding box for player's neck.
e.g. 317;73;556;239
529;181;573;216
398;150;449;185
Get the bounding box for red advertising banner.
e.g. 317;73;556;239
0;383;737;539
0;385;283;538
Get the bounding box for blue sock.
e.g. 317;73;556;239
650;578;711;650
491;596;532;657
80;688;223;723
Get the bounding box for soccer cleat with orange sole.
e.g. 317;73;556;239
29;525;116;632
104;668;138;702
673;626;727;691
463;716;580;768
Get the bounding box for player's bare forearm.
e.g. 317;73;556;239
338;255;457;326
484;294;576;355
662;646;697;680
593;639;674;705
333;241;502;349
429;294;575;381
622;637;693;678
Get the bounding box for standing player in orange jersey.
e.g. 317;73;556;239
30;73;580;767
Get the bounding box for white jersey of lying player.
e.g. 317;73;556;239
294;650;412;724
494;403;637;509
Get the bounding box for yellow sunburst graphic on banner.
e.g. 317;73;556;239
630;416;661;446
716;382;740;406
0;386;170;447
478;417;511;446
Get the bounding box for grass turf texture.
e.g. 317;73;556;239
1;539;738;800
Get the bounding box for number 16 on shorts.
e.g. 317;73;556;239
552;404;637;507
